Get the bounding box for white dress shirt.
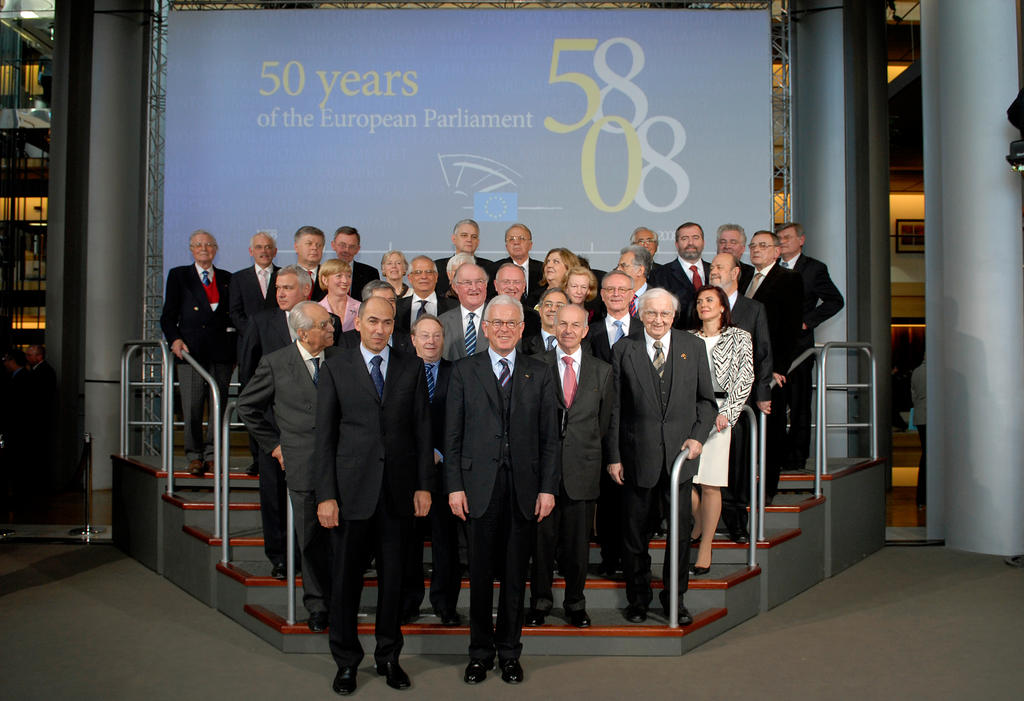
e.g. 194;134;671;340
195;262;219;311
676;257;705;288
359;343;390;381
555;345;583;387
295;340;324;380
604;312;632;346
487;347;517;380
460;304;484;339
410;292;439;324
644;330;671;363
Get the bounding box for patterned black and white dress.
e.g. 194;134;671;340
691;326;754;486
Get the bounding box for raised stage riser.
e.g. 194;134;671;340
823;462;886;577
112;457;165;574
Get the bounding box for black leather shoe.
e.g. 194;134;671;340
690;565;711;576
568;609;591;628
624;604;647;623
727;526;750;544
245;463;259;476
664;605;693;626
524;608;546;627
270;562;286;580
332;667;357;695
307;611;328;632
500;658;524;684
376;661;411;690
401;609;420;625
464;658;493;684
438;610;461;626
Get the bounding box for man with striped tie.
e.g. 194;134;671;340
439;262;490;361
446;295;560;685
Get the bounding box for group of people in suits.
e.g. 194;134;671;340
161;215;843;695
1;344;57;511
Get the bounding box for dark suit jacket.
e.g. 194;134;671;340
238;307;341;385
738;261;755;294
791;254;844;351
237;343;336;491
521;332;554;357
541;350;614;501
314;347;432;520
349;260;380;301
337;328;413;355
160;265;235;365
651;258;711;329
487;256;544;307
444;351;561;520
229;265;280;339
394;294;458;335
746;265;804;374
439;306;489;361
426;358;452;493
730;295;774;403
607;330;717;487
587;314;643;364
434;254;494;298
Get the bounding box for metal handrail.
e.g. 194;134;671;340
817;342;878;478
119;340;174;483
667;446;691;630
739;405;759;567
219;400;240;560
179;351;223;500
286;494;296;625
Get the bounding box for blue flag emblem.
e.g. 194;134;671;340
474;192;518;222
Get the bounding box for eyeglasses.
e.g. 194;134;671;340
506;235;531;243
191;242;216;249
454;279;486;287
311;320;332;330
633;238;657;245
641;310;675;320
486;320;522;329
540;301;566;309
409;269;437;276
616;262;639;270
749;242;776;250
602;286;633;294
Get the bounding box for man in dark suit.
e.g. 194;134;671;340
330;226;379;301
522;287;568;355
160;229;235;476
777;222;845;470
744;231;804;499
395;255;456;335
434;219;493;299
716;223;755;293
487;223;543;307
230;231;281;476
631;226;661;273
606;288;716;626
402;314;462;626
314;296;433;695
293;226;327;302
446;295;560;685
338;281;413;355
587;270;643;573
439;263;489;361
492;263;541;338
652;222;711;329
527;303;614;628
709;253;774;542
237;301;336;633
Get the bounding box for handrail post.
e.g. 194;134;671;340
758;410;767;537
820;346;831;477
177;352;222;502
119;344;141;455
160;341;174;479
667;447;691;629
867;347;878;459
815;347;825;497
286;494;296;625
219;400;239;560
742;405;758;567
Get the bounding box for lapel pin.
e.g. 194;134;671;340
680;353;687;359
193;306;199;311
524;373;531;379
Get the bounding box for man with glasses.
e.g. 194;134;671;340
716;223;755;292
435;219;493;299
630;226;661;273
160;229;235;477
488;223;542;307
439;263;490;361
652;222;710;329
606;288;716;626
523;287;568;355
395;256;456;335
446;295;560;685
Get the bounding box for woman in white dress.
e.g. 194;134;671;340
689;286;754;574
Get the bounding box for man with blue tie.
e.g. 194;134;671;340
438;263;489;361
314;296;433;695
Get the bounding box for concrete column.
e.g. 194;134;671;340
83;0;148;489
921;0;1024;554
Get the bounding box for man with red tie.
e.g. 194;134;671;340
160;229;235;476
293;226;327;302
652;222;711;329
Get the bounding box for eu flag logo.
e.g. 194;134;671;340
474;192;518;222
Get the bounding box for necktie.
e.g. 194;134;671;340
258;268;269;297
201;270;211;287
498;358;511;387
629;294;637;317
465;312;477;355
562;356;577;408
425;362;436;401
311;356;320;386
780;259;790;269
653;340;665;377
546;335;556;351
690;264;701;290
613;319;624;343
417;299;428;319
520;264;528;292
307;269;315;299
746;272;764;298
370;355;384;397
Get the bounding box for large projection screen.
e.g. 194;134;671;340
164;8;771;274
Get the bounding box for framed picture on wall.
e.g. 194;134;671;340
895;219;925;253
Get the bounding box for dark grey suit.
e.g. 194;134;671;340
439;306;489;361
237;343;335;616
607;330;716;611
529;350;614;615
651;258;711;329
445;350;560;663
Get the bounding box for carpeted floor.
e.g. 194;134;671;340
1;543;1021;700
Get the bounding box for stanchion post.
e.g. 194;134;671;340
69;433;106;538
668;447;690;629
